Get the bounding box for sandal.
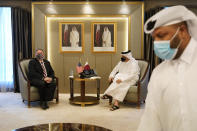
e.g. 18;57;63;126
110;105;119;111
101;94;111;99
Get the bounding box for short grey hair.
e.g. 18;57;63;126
35;48;44;53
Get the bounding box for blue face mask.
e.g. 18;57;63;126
153;27;181;60
154;41;178;60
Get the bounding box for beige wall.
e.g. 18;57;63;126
130;7;143;58
33;2;144;93
34;7;45;51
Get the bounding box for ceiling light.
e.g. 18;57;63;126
119;4;130;14
83;4;94;14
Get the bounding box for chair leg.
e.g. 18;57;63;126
137;101;141;109
123;100;127;104
28;100;31;108
56;89;59;103
56;97;59;103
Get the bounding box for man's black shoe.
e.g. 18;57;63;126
41;103;47;110
44;101;49;109
40;101;47;110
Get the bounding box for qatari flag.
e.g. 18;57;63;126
76;62;83;73
95;24;101;46
63;24;69;46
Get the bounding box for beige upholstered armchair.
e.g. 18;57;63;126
18;59;59;108
124;59;150;107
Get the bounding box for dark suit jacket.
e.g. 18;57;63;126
28;58;55;83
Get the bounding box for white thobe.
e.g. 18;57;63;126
138;38;197;131
104;59;140;102
102;30;112;47
70;30;79;47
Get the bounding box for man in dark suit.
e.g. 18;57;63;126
28;49;56;110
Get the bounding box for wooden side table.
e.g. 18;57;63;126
69;76;101;106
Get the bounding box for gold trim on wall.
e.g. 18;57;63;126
141;2;144;59
32;2;144;5
128;16;131;50
46;14;129;18
45;15;48;58
32;4;35;57
91;22;117;53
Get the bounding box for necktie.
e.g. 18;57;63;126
40;61;47;78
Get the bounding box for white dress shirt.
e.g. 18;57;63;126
138;38;197;131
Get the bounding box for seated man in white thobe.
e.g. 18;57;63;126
138;5;197;131
102;50;140;111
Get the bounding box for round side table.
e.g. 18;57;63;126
69;76;101;107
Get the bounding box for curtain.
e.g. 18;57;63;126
0;7;14;92
144;7;164;74
11;7;32;92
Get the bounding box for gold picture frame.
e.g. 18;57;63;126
59;22;84;53
91;22;117;53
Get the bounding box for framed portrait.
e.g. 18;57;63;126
91;22;117;53
59;22;84;53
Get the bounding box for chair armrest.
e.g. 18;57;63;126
140;62;150;83
54;77;58;86
54;77;59;102
138;65;150;101
18;64;29;100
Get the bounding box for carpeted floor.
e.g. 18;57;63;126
0;92;144;131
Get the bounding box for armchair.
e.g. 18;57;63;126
124;59;150;107
18;59;59;108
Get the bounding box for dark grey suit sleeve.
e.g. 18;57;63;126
28;59;43;81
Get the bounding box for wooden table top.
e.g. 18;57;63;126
69;76;101;81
